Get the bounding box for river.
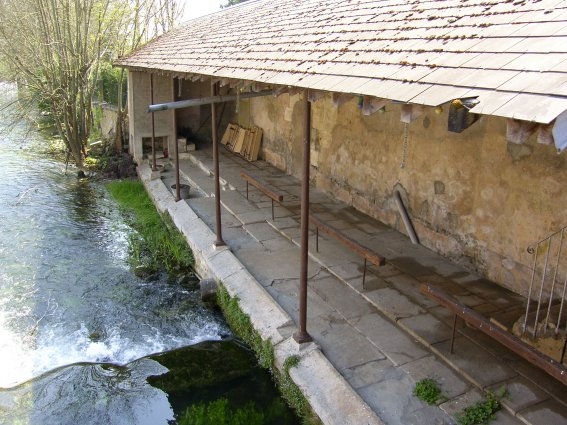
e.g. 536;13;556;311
0;83;298;424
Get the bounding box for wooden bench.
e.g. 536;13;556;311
240;171;285;220
309;213;386;288
420;283;567;386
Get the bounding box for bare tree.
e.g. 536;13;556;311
0;0;184;173
0;0;118;174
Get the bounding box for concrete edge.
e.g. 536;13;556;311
137;162;384;425
274;338;386;425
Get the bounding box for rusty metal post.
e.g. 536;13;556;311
211;80;225;247
174;128;180;201
150;74;157;171
294;91;313;344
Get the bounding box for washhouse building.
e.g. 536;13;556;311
117;0;567;399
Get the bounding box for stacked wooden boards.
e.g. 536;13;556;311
220;123;263;161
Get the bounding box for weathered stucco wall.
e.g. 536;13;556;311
127;72;175;161
249;92;567;296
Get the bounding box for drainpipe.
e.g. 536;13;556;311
150;74;157;171
395;190;419;244
211;80;225;247
294;91;313;344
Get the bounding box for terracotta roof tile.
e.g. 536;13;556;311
117;0;567;122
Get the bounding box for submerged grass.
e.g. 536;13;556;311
106;178;194;276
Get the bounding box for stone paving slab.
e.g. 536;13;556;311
401;355;471;400
314;319;387;372
364;287;426;322
309;272;377;320
352;313;430;366
488;376;551;413
357;366;453;425
431;337;518;389
439;389;524;424
517;398;567;425
399;313;454;347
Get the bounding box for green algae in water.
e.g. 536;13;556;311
148;340;300;425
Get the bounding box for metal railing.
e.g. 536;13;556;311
523;225;567;339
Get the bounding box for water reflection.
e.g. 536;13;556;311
0;359;174;425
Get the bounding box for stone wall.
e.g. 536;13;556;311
248;92;567;296
127;72;175;161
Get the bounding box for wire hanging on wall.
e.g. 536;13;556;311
235;89;240;114
400;122;409;169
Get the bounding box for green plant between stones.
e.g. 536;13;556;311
413;378;445;405
456;391;502;425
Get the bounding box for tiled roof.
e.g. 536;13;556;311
117;0;567;123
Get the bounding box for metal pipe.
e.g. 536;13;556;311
150;74;157;171
294;90;313;344
557;274;567;335
524;244;539;334
534;240;551;337
394;190;419;244
545;230;564;332
149;90;273;112
211;81;225;247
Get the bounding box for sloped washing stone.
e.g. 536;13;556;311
358;366;452;425
364;287;426;321
432;336;518;388
353;313;429;366
398;313;454;347
517;399;567;425
401;355;471;400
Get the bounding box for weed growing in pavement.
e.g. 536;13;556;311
413;378;446;405
456;391;503;425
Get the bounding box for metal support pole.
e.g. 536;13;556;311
150;74;157;171
212;80;225;247
450;313;457;354
294;91;313;344
362;258;367;289
174;127;180;201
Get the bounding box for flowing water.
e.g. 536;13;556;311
0;83;297;424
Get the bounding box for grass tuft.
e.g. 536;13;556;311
413;378;446;405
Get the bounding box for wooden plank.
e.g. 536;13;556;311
221;123;238;145
248;127;263;161
233;128;247;153
309;214;385;266
241;128;252;158
420;283;567;386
